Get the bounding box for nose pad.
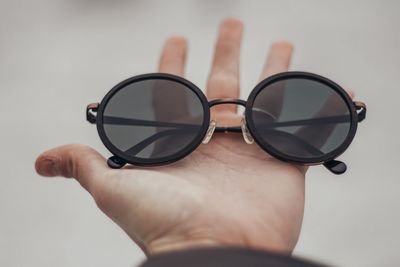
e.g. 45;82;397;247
241;117;254;144
202;120;217;144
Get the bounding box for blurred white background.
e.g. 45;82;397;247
0;0;399;266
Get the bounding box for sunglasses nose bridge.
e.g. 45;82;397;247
203;99;254;145
208;98;246;107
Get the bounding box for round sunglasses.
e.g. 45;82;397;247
86;71;366;174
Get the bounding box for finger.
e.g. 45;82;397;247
259;41;293;79
346;88;354;98
158;36;188;76
207;18;243;113
154;36;190;155
257;41;293;118
155;36;189;116
35;144;109;194
152;36;190;155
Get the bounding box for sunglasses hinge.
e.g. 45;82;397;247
323;160;347;174
86;102;99;124
353;101;366;122
214;126;242;133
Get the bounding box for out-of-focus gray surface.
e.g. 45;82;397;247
0;0;399;266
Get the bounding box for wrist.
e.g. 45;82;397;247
147;234;294;256
147;238;223;255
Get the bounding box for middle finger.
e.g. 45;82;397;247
207;18;244;114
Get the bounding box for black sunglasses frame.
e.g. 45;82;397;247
87;72;366;174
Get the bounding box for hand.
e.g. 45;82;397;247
36;18;309;256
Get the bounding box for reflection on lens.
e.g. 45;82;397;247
102;78;204;160
250;78;351;159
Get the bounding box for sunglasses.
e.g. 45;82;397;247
86;71;366;174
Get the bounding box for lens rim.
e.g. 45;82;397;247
96;73;210;166
245;71;358;165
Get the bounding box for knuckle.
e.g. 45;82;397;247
215;41;236;54
59;144;91;179
59;152;74;178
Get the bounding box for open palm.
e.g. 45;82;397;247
36;18;307;256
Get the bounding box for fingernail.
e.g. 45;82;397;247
39;156;60;176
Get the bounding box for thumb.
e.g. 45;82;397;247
35;144;109;193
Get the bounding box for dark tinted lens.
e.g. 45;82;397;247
250;78;351;159
102;78;205;160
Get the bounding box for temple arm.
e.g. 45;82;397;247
124;126;324;157
102;114;351;130
102;114;350;157
124;128;196;156
86;101;366;126
103;116;200;130
121;126;346;174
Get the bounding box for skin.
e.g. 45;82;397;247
35;18;352;257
